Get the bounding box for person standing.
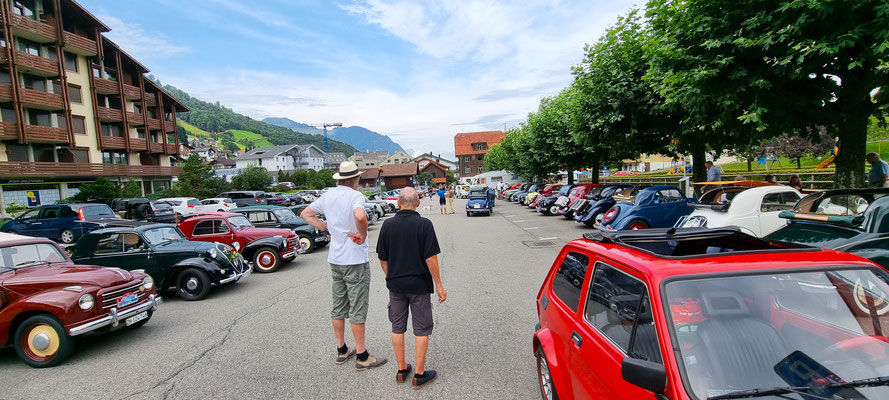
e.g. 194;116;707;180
437;186;447;215
376;187;446;389
705;160;722;182
866;152;889;187
446;185;455;214
301;161;387;370
789;174;803;191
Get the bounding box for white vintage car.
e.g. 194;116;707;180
676;185;803;237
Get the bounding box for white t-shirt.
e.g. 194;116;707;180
309;186;369;265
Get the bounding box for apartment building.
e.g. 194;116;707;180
348;150;388;168
233;144;326;172
383;150;411;165
0;0;187;209
454;130;505;179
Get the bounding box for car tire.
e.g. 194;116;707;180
582;212;601;227
536;347;559;400
128;310;153;328
176;268;211;301
14;314;74;368
253;246;281;273
59;229;75;244
217;209;225;212
549;206;560;215
627;220;649;230
298;234;315;253
466;211;471;216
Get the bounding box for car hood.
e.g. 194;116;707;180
239;227;293;241
153;239;215;254
768;221;863;249
1;263;135;294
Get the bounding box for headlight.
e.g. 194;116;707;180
208;248;218;259
78;294;94;310
233;241;241;251
143;276;154;291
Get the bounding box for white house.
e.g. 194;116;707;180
413;153;457;171
384;150;412;165
293;145;326;171
348;151;389;168
234;144;326;172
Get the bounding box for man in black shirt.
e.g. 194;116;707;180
377;187;447;389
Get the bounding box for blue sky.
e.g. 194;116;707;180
79;0;638;158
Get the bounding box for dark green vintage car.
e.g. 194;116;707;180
768;188;889;268
233;205;330;253
71;224;250;301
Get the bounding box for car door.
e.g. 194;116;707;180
758;191;800;236
35;206;61;238
114;232;158;275
654;189;687;227
10;208;42;237
191;219;232;245
570;260;663;399
86;232;127;268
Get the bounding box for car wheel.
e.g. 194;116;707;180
298;234;315;253
536;347;559;400
628;220;649;230
14;314;74;368
466;211;471;216
253;246;281;273
548;206;559;215
59;229;75;244
217;209;225;212
128;311;153;328
176;268;211;301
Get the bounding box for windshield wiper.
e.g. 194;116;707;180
14;260;51;268
708;386;813;400
827;375;889;390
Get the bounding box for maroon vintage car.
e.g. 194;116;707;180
0;232;161;367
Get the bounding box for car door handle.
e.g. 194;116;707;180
571;331;583;348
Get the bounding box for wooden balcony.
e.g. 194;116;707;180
97;106;123;121
62;31;98;55
149;142;164;153
0;51;7;64
14;51;60;77
25;125;68;143
101;135;127;149
163;121;176;132
166;144;178;154
0;122;17;140
0;161;183;178
122;84;141;99
19;88;64;109
144;94;156;107
126;111;144;124
10;14;58;43
94;78;119;94
129;137;147;151
0;83;12;101
147;118;161;130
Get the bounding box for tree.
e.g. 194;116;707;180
317;169;336;188
121;180;142;197
416;172;433;186
231;165;272;190
646;0;889;187
173;154;220;197
69;177;120;201
445;170;457;184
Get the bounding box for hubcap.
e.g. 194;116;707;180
26;324;59;358
62;231;73;242
299;238;311;249
539;354;554;400
186;277;199;290
32;333;50;351
261;254;272;265
550;206;559;214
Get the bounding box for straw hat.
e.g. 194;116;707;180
332;161;361;180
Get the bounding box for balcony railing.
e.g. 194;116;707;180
93;78;119;94
19;87;64;109
62;31;97;55
0;122;17;140
0;83;12;101
144;94;157;107
166;144;178;154
10;14;58;42
97;106;123;121
126;111;144;124
163;121;176;131
0;52;7;63
0;161;183;178
122;84;141;99
129;137;147;151
25;125;67;143
14;51;60;76
101;135;126;149
149;142;164;153
147;118;161;130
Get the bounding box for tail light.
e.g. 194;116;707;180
602;207;619;225
188;204;194;208
77;207;85;220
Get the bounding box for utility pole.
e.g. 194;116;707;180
310;123;343;152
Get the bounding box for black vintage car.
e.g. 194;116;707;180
233;206;330;253
574;185;637;226
71;224;250;301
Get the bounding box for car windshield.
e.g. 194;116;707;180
80;204;114;218
273;209;296;219
142;227;185;244
664;268;889;400
558;186;572;196
227;215;253;230
0;243;67;269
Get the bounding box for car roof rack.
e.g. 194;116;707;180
583;227;813;258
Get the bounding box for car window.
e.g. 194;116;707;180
657;189;684;203
40;207;60;219
584;262;662;363
0;243;67;268
18;209;40;221
273;209;296;219
122;233;147;252
192;220;215;235
551;251;589;312
187;199;201;207
214;220;230;233
165;200;182;206
761;191;801;212
142;226;185;244
224;198;233;203
201;200;215;205
94;233;124;254
60;206;78;218
814;194;869;215
246;211;273;223
228;216;252;229
81;204;114;218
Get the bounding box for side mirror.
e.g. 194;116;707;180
621;358;666;394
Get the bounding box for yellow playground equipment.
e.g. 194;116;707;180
816;146;839;169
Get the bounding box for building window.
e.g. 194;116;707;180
477;166;483;174
102;151;127;165
1;106;16;123
464;167;470;174
464;156;471;163
17;38;41;56
0;67;10;84
100;123;123;137
20;74;46;91
147;108;157;119
133;103;142;114
57;148;89;163
7;144;28;161
135;127;146;139
64;52;78;73
33;144;55;162
472;142;488;151
72;115;86;135
476;155;483;161
67;84;82;104
27;109;51;127
13;0;36;18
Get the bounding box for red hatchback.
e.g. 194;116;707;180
534;227;889;399
178;212;299;273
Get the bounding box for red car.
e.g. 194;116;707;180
178;212;299;273
0;232;161;367
534;227;889;399
530;184;563;209
557;184;600;217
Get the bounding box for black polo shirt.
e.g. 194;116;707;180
376;210;440;294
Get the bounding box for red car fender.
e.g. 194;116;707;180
0;289;88;345
533;328;571;397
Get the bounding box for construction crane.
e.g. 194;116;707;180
309;123;343;152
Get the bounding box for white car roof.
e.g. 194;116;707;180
0;231;33;243
158;197;197;201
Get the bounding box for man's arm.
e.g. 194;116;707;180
349;206;368;244
380;260;387;275
426;255;446;303
300;206;327;231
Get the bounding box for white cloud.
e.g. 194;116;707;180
98;14;188;61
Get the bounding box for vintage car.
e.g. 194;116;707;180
769;188;889;268
71;224;250;301
575;186;641;227
676;185;802;236
556;184;599;218
0;232;161;367
534;227;889;399
505;183;528;201
89;198;175;223
537;185;575;214
0;203;118;244
570;185;633;221
530;184;563;209
597;185;693;230
512;183;541;203
366;193;397;212
233;205;330;253
178;212;299;273
466;187;493;216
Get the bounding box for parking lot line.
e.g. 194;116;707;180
539;237;558;240
513;220;526;222
524;227;539;230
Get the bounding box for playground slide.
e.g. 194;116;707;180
816;155;835;169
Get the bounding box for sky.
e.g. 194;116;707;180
79;0;639;158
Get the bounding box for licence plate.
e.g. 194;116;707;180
474;204;481;208
117;292;138;308
125;311;148;326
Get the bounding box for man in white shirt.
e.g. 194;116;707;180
301;161;387;370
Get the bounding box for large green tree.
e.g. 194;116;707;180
646;0;889;187
231;165;273;190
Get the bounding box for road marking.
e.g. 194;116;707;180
539;237;558;240
513;220;526;222
524;227;539;230
503;215;515;217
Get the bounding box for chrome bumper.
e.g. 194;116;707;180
69;294;162;336
281;249;298;258
219;264;252;284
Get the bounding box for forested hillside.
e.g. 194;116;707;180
159;83;357;156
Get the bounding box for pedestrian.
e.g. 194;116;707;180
437;185;447;214
447;185;455;214
300;161;387;370
705;160;722;182
486;185;495;208
789;174;803;191
764;174;777;184
866;152;889;188
376;187;447;389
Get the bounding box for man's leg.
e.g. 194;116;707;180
330;265;350;348
392;333;407;370
389;292;410;370
410;293;435;374
415;336;429;374
351;323;366;354
333;319;346;347
344;263;370;353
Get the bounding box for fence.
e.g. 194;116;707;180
595;171;837;190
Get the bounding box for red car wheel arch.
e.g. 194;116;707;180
533;328;571;398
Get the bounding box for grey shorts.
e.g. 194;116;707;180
388;292;433;336
330;262;370;323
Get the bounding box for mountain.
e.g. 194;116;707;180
159;84;357;156
262;117;405;154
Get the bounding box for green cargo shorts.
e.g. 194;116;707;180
330;262;370;323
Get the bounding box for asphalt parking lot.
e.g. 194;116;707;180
0;197;595;399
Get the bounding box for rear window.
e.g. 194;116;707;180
187;199;201;207
551;251;589;312
165;200;182;206
224;198;233;203
151;202;171;210
80;204;114;218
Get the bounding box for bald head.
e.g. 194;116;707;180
398;187;420;210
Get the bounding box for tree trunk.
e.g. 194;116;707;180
833;73;872;188
591;160;600;184
746;158;752;172
796;157;801;169
692;145;707;197
568;168;575;184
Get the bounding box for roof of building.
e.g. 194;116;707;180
233;144;299;161
353;151;389;159
380;163;419;177
67;0;111;32
413;153;456;165
454;131;505;155
358;168;380;180
325;152;346;160
420;160;449;173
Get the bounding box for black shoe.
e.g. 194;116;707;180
396;364;413;384
412;370;437;389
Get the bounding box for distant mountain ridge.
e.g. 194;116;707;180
262;117;405;154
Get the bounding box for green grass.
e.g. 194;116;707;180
228;129;274;148
178;120;211;138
